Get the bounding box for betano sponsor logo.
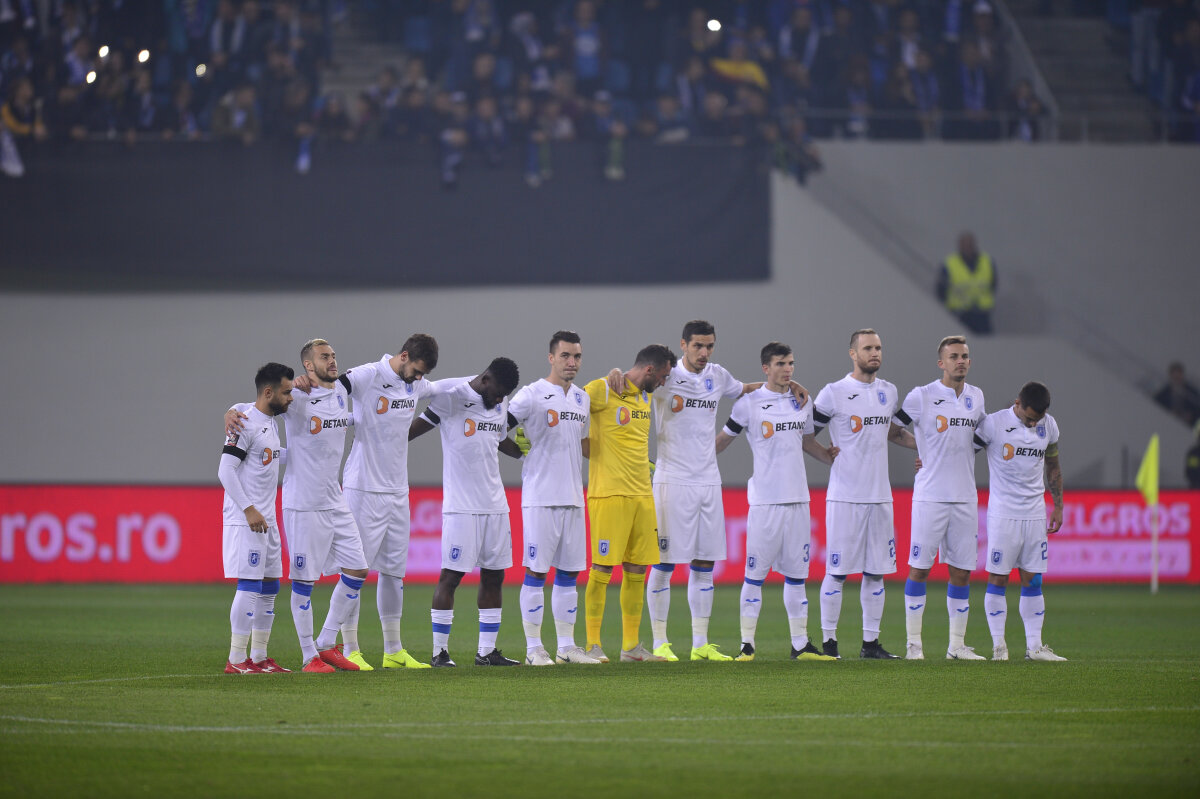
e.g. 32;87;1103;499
849;415;889;433
310;417;348;434
670;395;718;413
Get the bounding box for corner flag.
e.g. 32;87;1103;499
1135;434;1160;507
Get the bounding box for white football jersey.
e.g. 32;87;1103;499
421;382;509;514
221;404;282;526
724;386;813;506
340;356;464;493
813;374;899;503
896;380;985;503
281;383;351;511
508;378;588;508
976;406;1060;520
652;362;743;486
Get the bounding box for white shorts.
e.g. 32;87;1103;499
222;524;283;580
909;501;979;571
522;505;587;573
824;501;896;576
985;515;1048;575
745;503;812;581
282;507;368;582
345;487;411;578
653;483;727;563
442;512;512;572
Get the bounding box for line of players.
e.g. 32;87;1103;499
217;323;1066;673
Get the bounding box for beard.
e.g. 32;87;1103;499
268;398;289;416
858;362;880;375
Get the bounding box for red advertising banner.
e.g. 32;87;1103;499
1;485;1197;584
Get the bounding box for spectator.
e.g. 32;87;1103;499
1006;78;1046;141
694;89;733;138
240;0;273;82
586;89;627;180
1154;362;1200;426
316;91;353;142
936;230;997;334
208;0;247;96
561;0;605;99
468;93;505;167
506;92;546;186
0;36;35;99
945;39;996;140
709;38;769;94
877;61;923;140
1;75;46;177
162;79;201;139
438;90;470;188
676;54;711;118
125;69;162;140
649;92;691;143
678;7;722;67
508;12;556;96
212;82;261;145
971;2;1007;84
910;48;941;137
777;6;820;73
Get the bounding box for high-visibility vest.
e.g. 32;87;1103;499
944;252;995;312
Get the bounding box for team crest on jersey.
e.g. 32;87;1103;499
248;550;260;567
528;544;537;560
337;395;345;409
450;546;462;562
294;554;306;570
965;396;973;410
830;552;840;567
598;540;610;555
575;392;583;406
747;555;756;570
878;390;887;405
790;396;801;410
1036;425;1046;438
991;550;1002;565
405;381;414;394
704;377;714;391
658;537;669;552
911;545;920;560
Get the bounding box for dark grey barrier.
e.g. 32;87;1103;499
0;140;769;291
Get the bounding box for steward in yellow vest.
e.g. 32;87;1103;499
937;232;996;334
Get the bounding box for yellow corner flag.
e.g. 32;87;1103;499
1135;434;1160;507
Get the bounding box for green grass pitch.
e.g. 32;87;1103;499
1;583;1197;797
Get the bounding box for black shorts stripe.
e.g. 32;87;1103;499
222;445;248;461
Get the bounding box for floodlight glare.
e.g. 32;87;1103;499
98;45;109;58
85;70;96;84
707;19;721;32
195;63;207;77
138;50;150;63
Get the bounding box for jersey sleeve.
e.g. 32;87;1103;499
340;363;375;396
717;365;744;399
895;387;921;428
724;394;751;436
812;384;835;431
421;389;452;426
1047;416;1060;447
974;413;994;449
585;379;608;413
507;385;533;424
423;375;471;398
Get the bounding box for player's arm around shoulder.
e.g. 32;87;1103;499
1045;418;1063;533
717;393;751;454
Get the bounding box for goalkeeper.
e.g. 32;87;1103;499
504;332;603;666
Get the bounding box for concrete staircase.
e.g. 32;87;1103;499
320;12;410;103
1005;0;1162;141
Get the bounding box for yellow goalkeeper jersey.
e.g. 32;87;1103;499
585;377;653;498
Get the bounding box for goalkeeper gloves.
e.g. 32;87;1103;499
514;426;532;457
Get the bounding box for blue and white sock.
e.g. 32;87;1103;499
783;577;809;650
290;581;318;662
984;583;1007;649
647;564;673;648
377;573;405;655
551;572;578;651
229;580;258;663
478;608;502;656
341;587;361;653
1019;584;1046;651
520;575;546;651
904;578;927;646
861;574;885;641
820;574;844;641
739;577;764;646
688;565;715;649
947;583;970;649
250;578;279;662
316;575;364;650
431;608;453;653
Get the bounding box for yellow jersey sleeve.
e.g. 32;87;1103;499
585;378;653;498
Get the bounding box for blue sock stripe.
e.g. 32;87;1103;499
291;582;314;597
553;573;577;587
985;583;1006;596
478;622;501;633
652;564;675;573
743;577;765;586
691;565;714;573
340;575;365;590
1020;585;1043;597
947;584;970;600
259;579;280;595
783;577;805;586
523;575;545;588
431;623;452;634
904;579;927;598
236;579;262;593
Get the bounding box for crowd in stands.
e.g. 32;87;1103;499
1;1;1054;180
1122;0;1200;139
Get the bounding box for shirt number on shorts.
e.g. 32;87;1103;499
803;543;810;563
1040;541;1048;561
888;538;896;559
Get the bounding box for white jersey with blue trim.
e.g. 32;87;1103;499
724;386;813;506
281;382;351;511
221;404;282;527
976;406;1060;520
507;378;589;508
421;382;510;514
652;361;744;486
813;374;899;504
896;380;985;503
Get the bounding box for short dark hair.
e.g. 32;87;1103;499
1018;381;1051;414
938;335;968;356
850;328;878;348
255;362;294;394
486;357;520;394
634;344;677;369
760;342;792;366
549;330;581;353
300;337;330;366
401;333;438;371
681;320;715;342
